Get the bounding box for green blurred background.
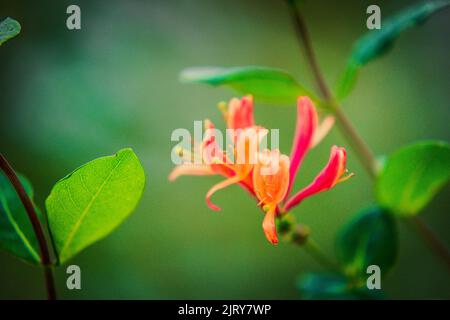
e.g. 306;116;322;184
0;0;449;299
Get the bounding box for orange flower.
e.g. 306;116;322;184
204;123;267;211
170;95;353;245
253;150;290;244
169;96;265;210
222;95;255;130
251;97;353;244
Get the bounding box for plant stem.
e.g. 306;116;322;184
44;266;57;300
285;0;450;270
0;153;57;300
286;0;377;178
303;238;339;272
285;0;332;100
331;104;378;179
409;216;450;269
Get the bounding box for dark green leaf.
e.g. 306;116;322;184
336;0;450;99
297;272;384;300
0;17;21;46
180;66;313;104
376;141;450;216
0;172;41;264
46;148;146;264
336;206;397;278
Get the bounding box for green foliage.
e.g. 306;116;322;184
0;172;41;264
180;66;313;104
336;0;450;99
336;206;397;279
376;141;450;216
0;17;21;46
46;148;146;264
297;272;383;300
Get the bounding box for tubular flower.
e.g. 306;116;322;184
204;123;268;211
253;150;290;244
251;96;353;244
169;96;266;210
222;95;255;130
169;95;353;245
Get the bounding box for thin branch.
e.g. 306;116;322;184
44;266;57;300
0;153;57;300
285;0;331;100
331;104;378;179
286;0;377;178
303;238;340;272
409;216;450;269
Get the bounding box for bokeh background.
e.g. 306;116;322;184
0;0;449;299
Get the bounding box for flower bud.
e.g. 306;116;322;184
291;225;310;246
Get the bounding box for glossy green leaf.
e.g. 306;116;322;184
336;0;450;99
0;172;41;264
376;141;450;216
180;66;313;104
297;272;383;300
336;206;397;279
0;17;21;46
46;148;145;264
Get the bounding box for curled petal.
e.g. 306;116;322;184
284;146;349;211
262;207;278;245
210;162;235;177
205;175;242;211
288;96;318;196
253;149;290;207
209;163;255;196
168;164;215;181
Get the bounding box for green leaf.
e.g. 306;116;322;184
0;17;21;46
46;148;146;264
376;141;450;216
0;172;41;264
336;206;397;279
335;63;359;101
336;0;450;99
180;66;313;104
297;272;384;300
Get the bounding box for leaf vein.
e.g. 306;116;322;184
58;155;125;258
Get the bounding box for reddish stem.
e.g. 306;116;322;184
0;153;57;300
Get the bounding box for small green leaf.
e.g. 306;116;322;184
336;206;397;279
335;63;359;101
297;272;383;300
376;141;450;216
0;17;21;46
46;148;146;264
336;0;450;99
180;66;313;104
0;172;41;264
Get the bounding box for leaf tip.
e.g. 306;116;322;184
0;17;21;46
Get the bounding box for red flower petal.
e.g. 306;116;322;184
168;164;215;181
226;95;255;130
284;146;347;211
205;175;242;211
287;97;318;196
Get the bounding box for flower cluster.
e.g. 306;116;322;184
169;96;352;244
